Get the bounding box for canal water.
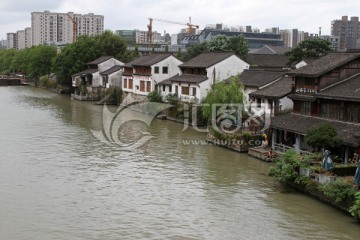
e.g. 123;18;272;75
0;86;359;240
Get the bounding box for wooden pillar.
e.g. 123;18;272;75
272;129;277;150
295;134;301;153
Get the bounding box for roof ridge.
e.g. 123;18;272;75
258;76;285;89
291;113;360;127
319;72;360;92
265;45;276;54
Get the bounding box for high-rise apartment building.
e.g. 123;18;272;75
319;35;340;51
16;30;26;49
77;13;104;36
280;29;299;48
6;33;16;49
25;27;32;48
0;39;7;49
331;16;360;50
31;10;104;46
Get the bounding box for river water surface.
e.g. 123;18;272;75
0;87;359;240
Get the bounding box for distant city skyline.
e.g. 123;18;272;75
1;0;360;40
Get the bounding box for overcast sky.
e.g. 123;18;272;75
1;0;359;40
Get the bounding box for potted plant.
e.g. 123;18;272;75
318;171;335;184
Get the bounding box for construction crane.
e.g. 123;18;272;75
147;17;199;47
66;13;78;42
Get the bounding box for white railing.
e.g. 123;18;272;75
274;143;312;155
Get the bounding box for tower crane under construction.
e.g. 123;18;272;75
147;17;199;47
66;13;78;42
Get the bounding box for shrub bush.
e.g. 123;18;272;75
269;149;309;184
147;91;162;102
350;192;360;220
318;178;356;204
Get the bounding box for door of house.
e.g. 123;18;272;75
140;81;145;92
146;81;151;92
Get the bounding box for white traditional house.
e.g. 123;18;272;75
100;65;123;88
121;54;183;96
159;52;250;102
71;56;124;99
238;69;293;115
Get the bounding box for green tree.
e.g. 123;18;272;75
1;45;56;78
268;149;309;184
147;91;162;102
94;30;127;60
201;77;244;122
133;46;140;58
10;47;32;74
121;47;140;63
180;42;208;61
0;48;17;74
179;34;249;62
350;192;360;219
285;39;332;65
228;34;248;59
28;45;57;78
55;35;99;86
55;31;128;87
305;123;342;151
318;178;356;204
207;35;231;51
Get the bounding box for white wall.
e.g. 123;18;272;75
122;76;134;93
107;71;122;88
159;85;172;97
170;82;202;102
133;75;153;96
151;56;183;84
206;55;249;85
92;72;102;87
295;61;307;69
279;96;293;110
243;86;257;104
98;59;124;73
199;80;212;101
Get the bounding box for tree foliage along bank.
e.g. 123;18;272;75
285;38;333;65
0;45;57;78
55;30;137;86
177;34;249;62
0;31;140;86
201;76;244;123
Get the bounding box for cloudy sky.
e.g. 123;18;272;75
1;0;359;40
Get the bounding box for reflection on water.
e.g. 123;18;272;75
0;87;359;240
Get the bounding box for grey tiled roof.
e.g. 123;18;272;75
87;56;113;65
236;69;287;88
127;54;174;67
271;113;360;147
180;52;239;68
71;68;98;77
246;54;289;68
100;65;123;75
288;52;360;77
249;76;292;99
158;79;172;85
162;74;208;84
315;73;360;102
